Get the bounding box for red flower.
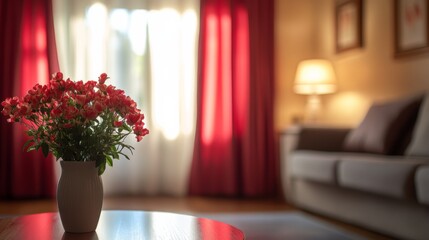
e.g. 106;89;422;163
82;106;98;120
106;85;117;95
126;112;142;126
51;107;62;118
75;94;87;106
2;97;20;108
113;121;123;127
123;96;136;108
85;81;97;93
54;72;63;80
133;123;149;142
1;107;9;116
75;81;85;92
94;101;105;112
17;103;30;115
64;78;75;91
99;73;108;84
1;99;13;116
64;106;79;120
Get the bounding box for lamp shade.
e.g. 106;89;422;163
294;59;337;95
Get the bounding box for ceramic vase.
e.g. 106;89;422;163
57;161;103;233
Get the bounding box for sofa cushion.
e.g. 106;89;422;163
406;94;429;157
415;165;429;205
290;151;341;184
338;155;421;199
343;94;423;155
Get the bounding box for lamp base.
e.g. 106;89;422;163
305;94;321;123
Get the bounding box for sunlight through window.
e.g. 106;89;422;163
149;8;197;140
129;10;148;56
181;10;198;136
81;5;197;141
86;3;108;78
110;9;129;33
149;9;181;140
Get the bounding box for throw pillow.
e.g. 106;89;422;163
406;94;429;156
343;94;423;155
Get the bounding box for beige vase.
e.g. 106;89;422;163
57;161;103;233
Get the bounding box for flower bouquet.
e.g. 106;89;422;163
1;72;149;175
2;72;149;232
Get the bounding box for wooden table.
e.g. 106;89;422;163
0;210;245;240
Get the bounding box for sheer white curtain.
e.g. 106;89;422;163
53;0;199;196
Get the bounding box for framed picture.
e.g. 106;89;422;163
335;0;363;53
394;0;429;57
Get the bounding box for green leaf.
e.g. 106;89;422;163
119;152;130;160
22;139;34;151
112;150;119;160
122;124;132;132
27;145;37;152
98;162;106;175
95;156;105;168
41;142;49;157
106;155;113;167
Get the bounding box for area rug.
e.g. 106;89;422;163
196;211;366;240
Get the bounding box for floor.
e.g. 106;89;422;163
0;196;390;239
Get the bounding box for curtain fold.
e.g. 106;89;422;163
0;0;23;199
0;0;59;199
243;0;277;196
189;0;278;197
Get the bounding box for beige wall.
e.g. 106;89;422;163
275;0;429;131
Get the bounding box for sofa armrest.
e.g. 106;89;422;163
280;125;351;202
295;126;351;152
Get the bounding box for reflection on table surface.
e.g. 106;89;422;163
0;210;245;240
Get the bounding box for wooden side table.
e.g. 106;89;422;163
0;210;245;240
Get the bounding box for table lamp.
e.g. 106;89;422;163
294;59;337;122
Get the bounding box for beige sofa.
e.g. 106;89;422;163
283;94;429;240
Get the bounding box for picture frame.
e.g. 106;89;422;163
394;0;429;57
335;0;363;53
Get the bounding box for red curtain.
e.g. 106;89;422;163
0;0;59;199
189;0;277;197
